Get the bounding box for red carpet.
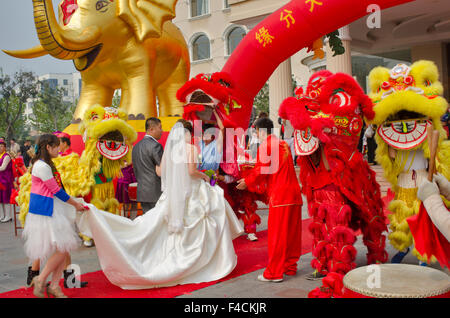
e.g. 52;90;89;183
0;219;313;298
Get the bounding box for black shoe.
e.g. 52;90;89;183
63;269;88;288
26;266;40;287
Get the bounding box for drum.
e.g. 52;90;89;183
128;183;137;202
343;264;450;298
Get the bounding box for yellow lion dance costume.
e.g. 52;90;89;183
368;60;450;263
18;105;137;245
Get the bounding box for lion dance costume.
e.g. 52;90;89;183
280;71;389;297
177;72;267;237
18;105;137;246
367;60;450;263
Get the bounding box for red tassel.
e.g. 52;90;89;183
329;226;357;245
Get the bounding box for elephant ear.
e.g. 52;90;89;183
117;0;179;42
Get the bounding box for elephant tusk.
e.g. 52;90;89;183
3;45;48;59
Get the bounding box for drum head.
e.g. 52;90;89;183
343;264;450;298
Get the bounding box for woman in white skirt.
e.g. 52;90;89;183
22;134;87;298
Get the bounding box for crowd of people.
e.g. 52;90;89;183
1;106;449;298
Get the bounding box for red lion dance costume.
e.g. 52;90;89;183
177;73;267;237
279;71;389;297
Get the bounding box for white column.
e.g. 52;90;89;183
326;25;352;75
269;58;292;135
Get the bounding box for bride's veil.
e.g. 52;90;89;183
161;122;193;234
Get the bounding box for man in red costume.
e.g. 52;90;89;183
237;117;303;282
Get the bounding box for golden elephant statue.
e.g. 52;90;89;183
4;0;190;121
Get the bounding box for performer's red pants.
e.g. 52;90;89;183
263;204;303;280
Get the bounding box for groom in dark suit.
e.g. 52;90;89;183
132;117;163;213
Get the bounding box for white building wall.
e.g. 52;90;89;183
173;1;317;91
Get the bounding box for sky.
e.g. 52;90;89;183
0;0;75;77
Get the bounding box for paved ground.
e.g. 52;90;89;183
0;165;448;298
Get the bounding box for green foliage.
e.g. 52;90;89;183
253;82;269;115
111;90;121;108
326;31;345;57
0;69;39;142
253;75;298;118
29;82;76;133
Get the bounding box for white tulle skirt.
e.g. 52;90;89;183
22;197;80;262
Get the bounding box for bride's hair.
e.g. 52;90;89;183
176;119;193;134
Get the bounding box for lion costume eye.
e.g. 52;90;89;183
329;91;351;107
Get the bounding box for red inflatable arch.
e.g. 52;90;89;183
219;0;412;130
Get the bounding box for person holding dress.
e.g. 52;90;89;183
78;121;243;290
22;134;87;298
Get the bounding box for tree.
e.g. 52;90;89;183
253;82;269;116
111;89;121;108
253;75;298;118
0;96;29;141
30;82;76;133
0;69;39;143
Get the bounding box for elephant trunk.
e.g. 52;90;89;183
32;0;101;60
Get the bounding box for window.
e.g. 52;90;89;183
227;27;246;55
63;79;68;85
42;78;58;92
192;34;210;61
351;50;411;93
191;0;209;18
224;0;229;9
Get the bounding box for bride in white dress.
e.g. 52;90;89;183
79;122;243;290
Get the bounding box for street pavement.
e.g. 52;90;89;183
0;166;448;298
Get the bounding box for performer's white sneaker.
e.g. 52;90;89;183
257;274;283;283
247;233;258;241
83;240;94;247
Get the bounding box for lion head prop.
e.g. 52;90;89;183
76;105;137;213
368;60;450;188
279;70;374;159
177;72;243;129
